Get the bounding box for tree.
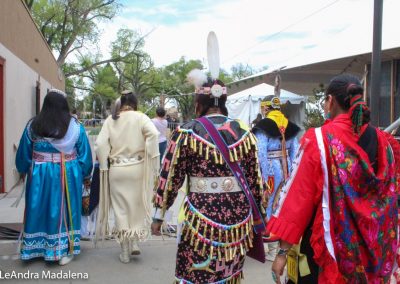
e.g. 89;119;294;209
303;84;326;130
218;69;234;85
230;63;255;81
158;57;204;121
65;28;156;118
91;63;119;115
111;29;159;104
26;0;120;75
229;63;268;81
73;63;119;117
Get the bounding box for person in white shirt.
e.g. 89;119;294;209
152;107;168;163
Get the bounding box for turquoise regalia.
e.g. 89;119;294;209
253;117;300;220
16;118;93;261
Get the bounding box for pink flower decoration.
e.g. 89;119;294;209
331;138;340;146
336;198;345;209
338;169;348;184
359;217;379;245
381;260;394;276
340;259;356;275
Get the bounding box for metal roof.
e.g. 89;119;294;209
227;46;400;96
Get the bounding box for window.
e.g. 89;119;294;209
367;61;392;127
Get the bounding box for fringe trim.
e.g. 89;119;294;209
160;129;264;218
175;270;243;284
161;131;184;217
175;129;258;164
112;228;151;243
94;169;111;246
181;199;254;262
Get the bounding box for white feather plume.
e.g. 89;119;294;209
207;31;220;80
187;69;207;88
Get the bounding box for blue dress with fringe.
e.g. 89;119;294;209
15;118;93;261
254;131;299;220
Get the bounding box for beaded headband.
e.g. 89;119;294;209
262;96;281;109
195;85;227;97
48;88;67;98
121;90;133;96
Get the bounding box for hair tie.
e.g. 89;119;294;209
349;94;364;107
348;94;367;134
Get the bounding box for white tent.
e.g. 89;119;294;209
226;83;307;127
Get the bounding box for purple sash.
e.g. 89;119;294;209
196;117;266;233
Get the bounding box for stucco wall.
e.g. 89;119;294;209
0;0;64;90
0;0;65;192
1;42;53;192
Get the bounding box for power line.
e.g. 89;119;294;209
222;0;341;64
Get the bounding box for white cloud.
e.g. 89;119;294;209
94;0;400;72
121;5;180;17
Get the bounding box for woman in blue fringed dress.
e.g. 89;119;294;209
15;89;93;265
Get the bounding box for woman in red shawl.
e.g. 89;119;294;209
268;74;398;284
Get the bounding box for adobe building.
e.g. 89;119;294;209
0;0;65;192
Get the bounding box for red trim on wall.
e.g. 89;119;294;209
0;57;5;193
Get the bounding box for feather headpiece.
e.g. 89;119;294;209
186;31;227;102
187;69;208;88
207;31;220;80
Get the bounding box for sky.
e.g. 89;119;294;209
96;0;400;74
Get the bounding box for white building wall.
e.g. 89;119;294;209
1;42;53;192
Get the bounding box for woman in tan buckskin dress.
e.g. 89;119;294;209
95;90;159;263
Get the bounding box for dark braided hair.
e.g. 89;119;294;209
112;91;138;120
195;78;228;117
325;74;370;133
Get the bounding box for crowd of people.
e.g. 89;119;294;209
14;72;400;283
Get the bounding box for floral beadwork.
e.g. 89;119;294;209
326;132;397;283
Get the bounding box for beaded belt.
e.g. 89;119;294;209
189;176;241;193
267;149;289;159
33;151;76;163
109;152;144;166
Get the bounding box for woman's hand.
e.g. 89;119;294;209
151;220;162;236
271;255;287;284
84;178;91;187
19;173;26;182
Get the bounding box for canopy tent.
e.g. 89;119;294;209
226;83;307;128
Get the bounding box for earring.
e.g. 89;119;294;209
324;112;331;119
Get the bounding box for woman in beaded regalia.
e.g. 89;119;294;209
152;61;266;283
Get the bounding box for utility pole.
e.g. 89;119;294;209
370;0;383;126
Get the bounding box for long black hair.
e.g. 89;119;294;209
326;74;370;132
196;79;228;117
31;90;71;139
112;91;138;120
